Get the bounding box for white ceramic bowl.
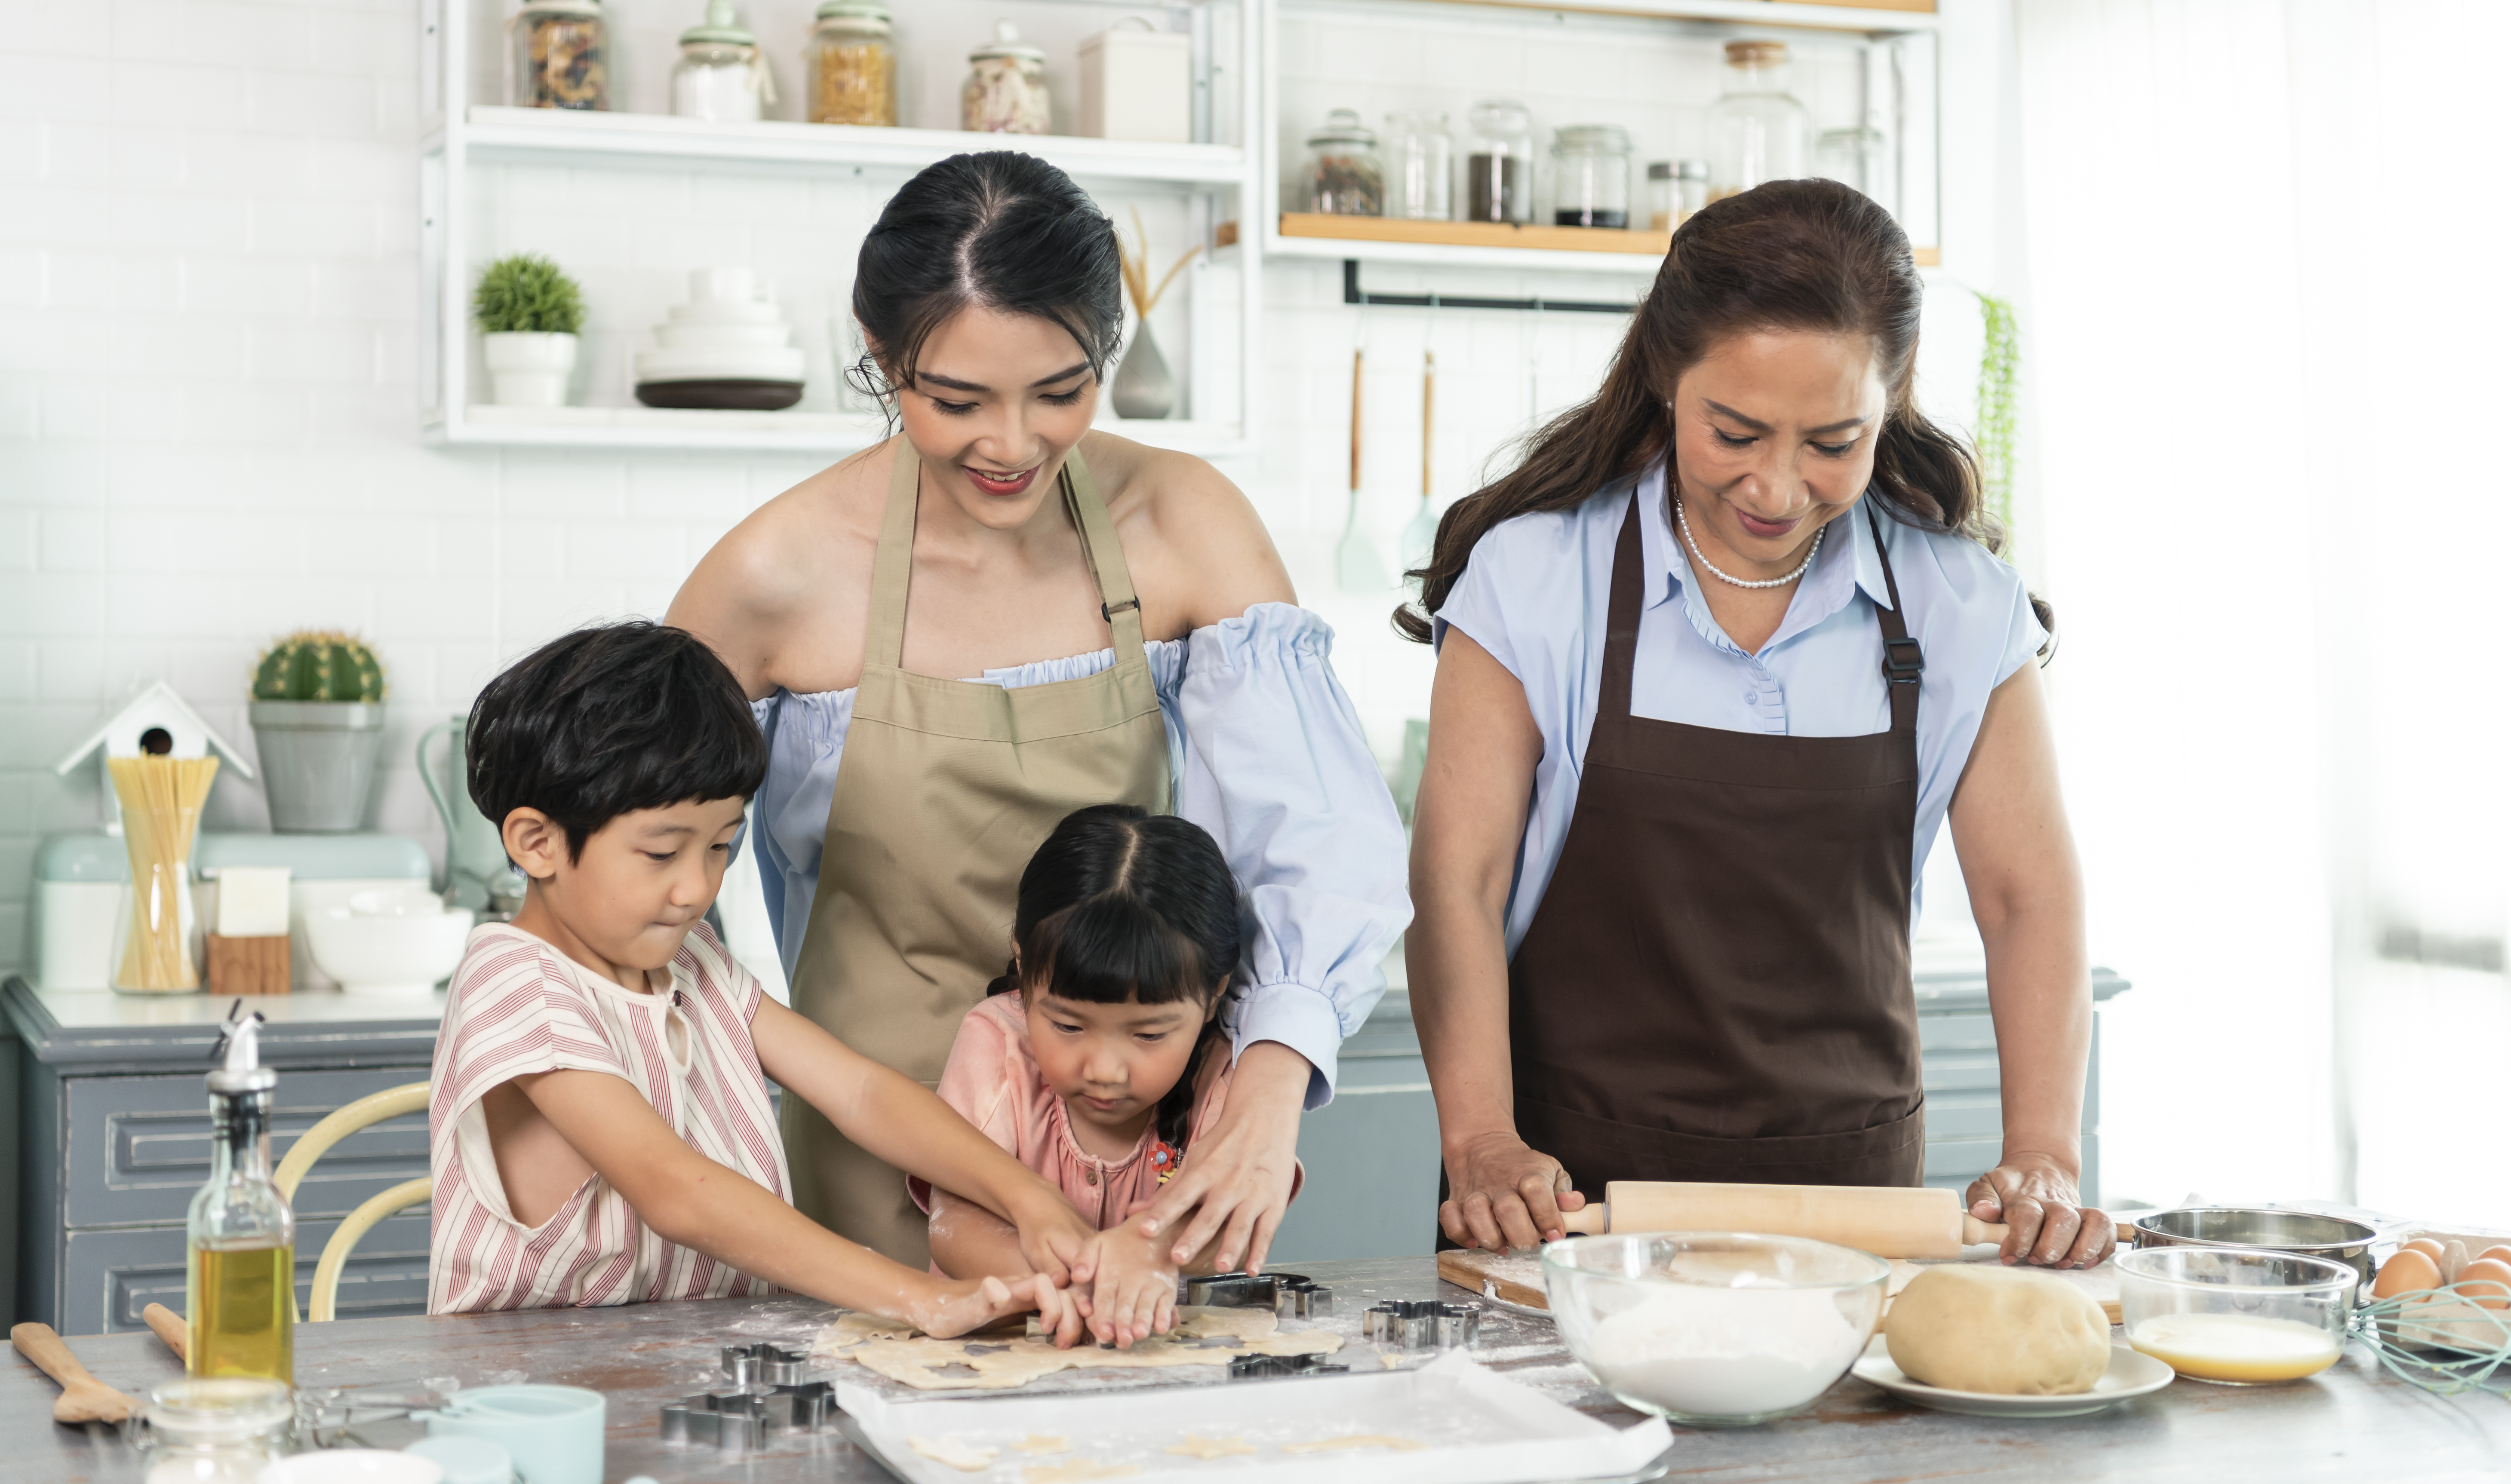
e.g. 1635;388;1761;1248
261;1449;446;1483
1543;1232;1888;1426
631;345;808;383
306;894;473;996
655;320;791;350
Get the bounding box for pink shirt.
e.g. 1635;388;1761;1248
427;922;790;1313
920;993;1298;1229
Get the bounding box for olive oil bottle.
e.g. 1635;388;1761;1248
187;1003;294;1382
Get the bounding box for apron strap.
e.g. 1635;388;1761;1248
1864;503;1923;737
863;439;1148;672
1059;448;1147;670
865;435;922;670
1599;488;1647;724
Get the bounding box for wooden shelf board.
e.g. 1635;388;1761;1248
439;405;1246;457
1439;0;1937;32
1233;216;1940;274
458;107;1249;187
1279;213;1669;255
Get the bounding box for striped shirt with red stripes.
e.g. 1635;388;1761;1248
427;920;792;1313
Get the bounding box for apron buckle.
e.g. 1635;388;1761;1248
1101;598;1140;623
1881;635;1926;684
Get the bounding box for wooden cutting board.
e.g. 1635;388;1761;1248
1440;1248;2123;1325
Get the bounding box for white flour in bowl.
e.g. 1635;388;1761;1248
1580;1282;1867;1418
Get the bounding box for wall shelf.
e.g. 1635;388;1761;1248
436;404;1247;458
449;106;1251;188
1223;212;1936;279
1457;0;1938;33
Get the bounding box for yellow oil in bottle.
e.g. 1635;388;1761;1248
189;1241;293;1382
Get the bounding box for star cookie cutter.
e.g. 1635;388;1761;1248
1361;1299;1480;1351
1180;1271;1331;1319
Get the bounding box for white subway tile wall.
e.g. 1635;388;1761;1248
0;0;2013;972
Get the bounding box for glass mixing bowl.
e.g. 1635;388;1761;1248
1541;1232;1887;1426
2117;1246;2355;1384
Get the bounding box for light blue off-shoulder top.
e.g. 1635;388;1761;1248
747;602;1411;1107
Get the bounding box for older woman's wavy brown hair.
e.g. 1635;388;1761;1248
1395;178;2049;644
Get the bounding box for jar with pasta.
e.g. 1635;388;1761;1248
808;0;895;127
963;20;1049;135
513;0;608;111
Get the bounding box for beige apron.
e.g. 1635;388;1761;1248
783;436;1171;1265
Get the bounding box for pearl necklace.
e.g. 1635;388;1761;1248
1674;498;1824;590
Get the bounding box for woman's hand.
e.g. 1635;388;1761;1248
1967;1153;2112;1269
1076;1226;1180;1348
1438;1130;1586;1252
1129;1042;1307;1273
908;1272;1082;1342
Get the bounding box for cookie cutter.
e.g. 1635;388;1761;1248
659;1380;833;1450
1361;1299;1480;1352
1181;1272;1331;1319
1227;1351;1350;1380
720;1341;813;1387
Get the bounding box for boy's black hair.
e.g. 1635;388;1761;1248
467;621;767;861
986;803;1241;1153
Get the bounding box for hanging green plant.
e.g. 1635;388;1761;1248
1972;290;2019;546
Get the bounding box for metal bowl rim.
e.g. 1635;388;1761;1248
2115;1244;2359;1294
2127;1206;2378;1253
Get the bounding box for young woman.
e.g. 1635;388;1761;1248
922;804;1290;1346
1403;179;2108;1269
667;153;1407;1328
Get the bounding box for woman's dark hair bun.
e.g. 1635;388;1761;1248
851;152;1126;406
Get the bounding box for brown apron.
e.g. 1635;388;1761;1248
1507;490;1927;1191
783;437;1171;1266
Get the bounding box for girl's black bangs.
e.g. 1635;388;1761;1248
1028;894;1211;1006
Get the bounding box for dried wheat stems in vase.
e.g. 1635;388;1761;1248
110;756;219;991
1119;206;1201;321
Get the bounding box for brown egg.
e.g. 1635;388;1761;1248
2373;1248;2443;1299
2455;1257;2511;1310
2400;1237;2446;1261
2474;1245;2511;1269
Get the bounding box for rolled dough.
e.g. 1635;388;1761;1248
1025;1462;1139;1483
1164;1435;1255;1459
1280;1435;1426;1454
1884;1264;2110;1395
1015;1435;1071;1454
819;1306;1342;1392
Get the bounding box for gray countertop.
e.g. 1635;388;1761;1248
2;974;441;1072
9;1256;2502;1484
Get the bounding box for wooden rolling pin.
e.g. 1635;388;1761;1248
1556;1180;2132;1258
142;1303;187;1362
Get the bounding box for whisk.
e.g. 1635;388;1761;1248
2348;1282;2511;1398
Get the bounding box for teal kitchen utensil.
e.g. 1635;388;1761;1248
1400;348;1439;575
1336;346;1388;593
418;716;510;910
417;1385;603;1484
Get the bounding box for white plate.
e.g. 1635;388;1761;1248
1850;1335;2173;1417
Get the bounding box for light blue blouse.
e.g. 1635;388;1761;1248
748;601;1411;1108
1433;461;2049;957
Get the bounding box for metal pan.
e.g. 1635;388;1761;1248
2128;1207;2377;1294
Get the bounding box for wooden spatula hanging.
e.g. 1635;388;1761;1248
11;1322;139;1424
1334;346;1388;593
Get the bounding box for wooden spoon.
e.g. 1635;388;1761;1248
10;1322;139;1424
142;1304;189;1363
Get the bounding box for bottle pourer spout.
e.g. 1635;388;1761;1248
209;998;277;1093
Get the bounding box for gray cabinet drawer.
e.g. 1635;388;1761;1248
1921;1090;2001;1141
67;1067;430;1228
1923;1134;2000;1185
1917;1012;1997;1052
59;1208;434;1337
1271;1065;1438;1265
1920;1049;1999;1095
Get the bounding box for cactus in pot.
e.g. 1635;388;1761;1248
476;253;586;408
247;629;389;834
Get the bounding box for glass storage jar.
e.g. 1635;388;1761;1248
963;19;1049;134
1816;125;1893;212
1675;159;1709;222
808;0;894;126
672;0;769;123
1551;123;1632;228
1303;109;1383;216
1382;110;1452;220
1708;40;1810;200
512;0;607;111
1646;161;1674;232
1461;99;1534;224
130;1378;294;1484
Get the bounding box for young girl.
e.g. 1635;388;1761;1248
920;805;1299;1345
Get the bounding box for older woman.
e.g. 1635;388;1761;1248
1403;180;2107;1269
669;153;1408;1303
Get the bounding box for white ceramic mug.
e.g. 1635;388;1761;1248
415;1386;604;1484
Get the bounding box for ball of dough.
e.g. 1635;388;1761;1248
1884;1264;2110;1395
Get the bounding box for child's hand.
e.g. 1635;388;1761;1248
910;1273;1086;1346
1080;1223;1179;1348
1009;1190;1100;1288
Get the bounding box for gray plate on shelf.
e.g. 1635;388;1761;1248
634;378;805;411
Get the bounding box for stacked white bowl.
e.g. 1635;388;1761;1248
633;268;807;410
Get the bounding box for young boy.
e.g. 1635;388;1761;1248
426;621;1093;1340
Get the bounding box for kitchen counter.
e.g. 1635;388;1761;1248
7;1255;2503;1484
2;975;443;1072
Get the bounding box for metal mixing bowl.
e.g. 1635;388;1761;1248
2127;1208;2376;1294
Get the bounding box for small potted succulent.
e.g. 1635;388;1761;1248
248;631;388;833
475;252;586;406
